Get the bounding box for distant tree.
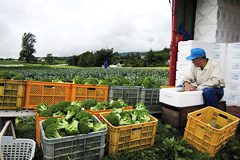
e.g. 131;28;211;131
78;51;96;67
45;53;54;64
19;32;36;63
95;48;114;67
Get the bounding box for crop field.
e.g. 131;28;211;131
0;68;169;86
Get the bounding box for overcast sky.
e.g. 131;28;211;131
0;0;172;59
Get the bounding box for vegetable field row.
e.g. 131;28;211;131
0;68;169;86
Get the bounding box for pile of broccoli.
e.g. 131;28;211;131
36;100;83;117
42;110;107;139
83;98;128;111
106;103;151;126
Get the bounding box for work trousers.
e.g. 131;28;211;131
202;88;224;108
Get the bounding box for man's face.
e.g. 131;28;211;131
191;57;201;67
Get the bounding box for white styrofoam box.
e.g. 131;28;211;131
224;73;240;84
194;25;218;43
225;63;240;73
225;83;240;95
176;70;188;82
227;43;240;53
196;0;217;9
225;52;240;63
177;51;190;61
210;52;226;63
210;43;227;52
159;87;204;107
225;94;240;106
176;60;192;71
178;40;210;52
195;6;218;26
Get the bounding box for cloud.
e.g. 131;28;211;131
0;0;172;59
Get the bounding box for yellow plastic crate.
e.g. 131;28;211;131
0;79;25;110
183;106;240;157
99;112;158;156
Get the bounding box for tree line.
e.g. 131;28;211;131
18;32;170;67
67;48;170;67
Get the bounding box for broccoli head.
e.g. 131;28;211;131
74;110;94;122
65;119;80;135
95;102;106;111
71;100;82;108
110;101;122;108
93;123;107;132
53;111;65;117
138;112;151;123
82;98;97;109
64;105;81;120
78;118;92;134
57;117;69;130
43;116;58;130
48;104;59;113
117;98;128;108
45;123;62;139
106;113;120;126
135;103;148;111
129;110;138;122
119;111;132;126
36;103;48;113
39;109;53;117
57;101;71;112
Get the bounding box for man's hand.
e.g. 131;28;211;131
184;82;197;91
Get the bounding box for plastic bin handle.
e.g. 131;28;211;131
0;120;16;160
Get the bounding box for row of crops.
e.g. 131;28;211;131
0;68;169;86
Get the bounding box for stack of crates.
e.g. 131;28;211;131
0;79;25;110
184;107;240;157
99;112;158;156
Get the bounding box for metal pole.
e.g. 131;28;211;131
169;0;178;86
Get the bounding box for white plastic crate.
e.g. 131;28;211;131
159;87;204;107
40;115;107;160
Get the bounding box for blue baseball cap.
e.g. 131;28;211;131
186;48;206;60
